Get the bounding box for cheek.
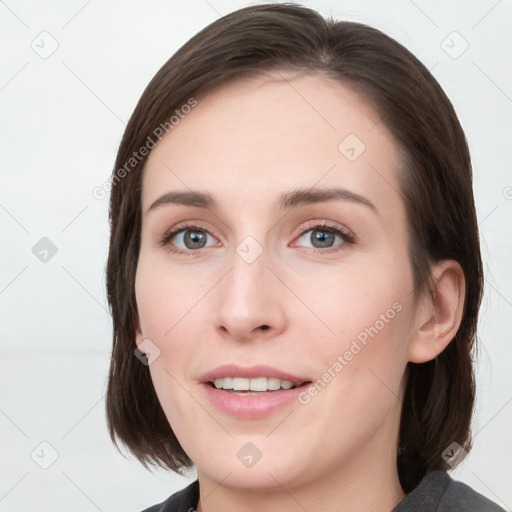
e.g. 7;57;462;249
135;250;204;340
306;257;412;345
298;253;414;412
135;253;206;401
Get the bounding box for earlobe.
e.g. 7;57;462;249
408;260;465;364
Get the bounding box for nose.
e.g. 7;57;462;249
214;243;287;342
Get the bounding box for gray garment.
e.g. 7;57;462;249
392;471;505;511
141;470;506;511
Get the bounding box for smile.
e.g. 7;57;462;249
200;365;312;418
210;377;305;392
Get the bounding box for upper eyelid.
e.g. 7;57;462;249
162;221;218;241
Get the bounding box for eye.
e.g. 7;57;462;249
159;222;219;255
293;221;355;253
158;220;355;256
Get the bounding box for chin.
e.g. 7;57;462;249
196;451;310;492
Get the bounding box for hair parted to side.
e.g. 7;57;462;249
105;3;483;493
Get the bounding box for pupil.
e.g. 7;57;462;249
312;230;334;248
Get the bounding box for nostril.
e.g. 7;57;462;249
259;325;270;330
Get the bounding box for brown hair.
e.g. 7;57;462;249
105;3;483;493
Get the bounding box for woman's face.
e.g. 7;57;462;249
135;72;422;491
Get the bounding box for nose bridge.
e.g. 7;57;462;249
224;235;269;314
214;231;284;339
224;216;271;297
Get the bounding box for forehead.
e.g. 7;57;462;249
141;72;403;216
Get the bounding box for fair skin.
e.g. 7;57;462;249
135;71;465;512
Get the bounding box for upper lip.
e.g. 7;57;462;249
199;364;311;384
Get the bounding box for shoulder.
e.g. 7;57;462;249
393;470;506;512
139;480;199;512
439;473;506;512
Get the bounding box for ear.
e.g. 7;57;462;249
135;318;147;354
408;259;465;363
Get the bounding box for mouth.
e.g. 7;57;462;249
208;376;308;394
199;365;312;418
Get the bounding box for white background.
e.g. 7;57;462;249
1;0;511;510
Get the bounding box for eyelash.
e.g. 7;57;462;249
158;221;356;256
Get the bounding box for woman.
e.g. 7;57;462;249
105;3;504;511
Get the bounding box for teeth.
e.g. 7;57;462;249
249;377;266;391
232;377;249;390
221;377;233;390
267;377;281;391
212;377;299;391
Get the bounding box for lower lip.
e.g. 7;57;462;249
201;382;309;419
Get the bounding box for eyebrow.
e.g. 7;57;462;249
147;186;377;214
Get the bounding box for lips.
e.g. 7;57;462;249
199;364;312;419
199;364;310;384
